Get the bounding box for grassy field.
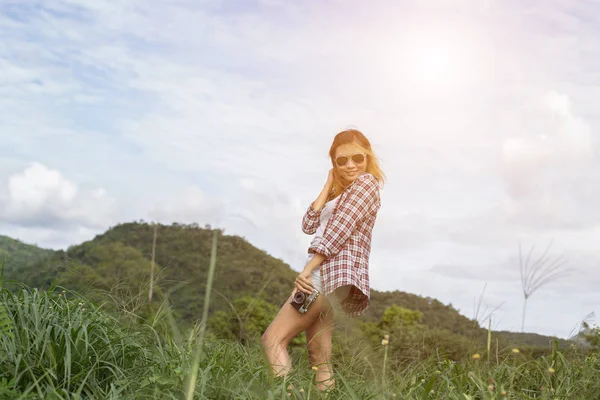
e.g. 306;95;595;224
1;281;599;399
1;235;599;400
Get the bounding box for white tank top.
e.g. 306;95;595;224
309;195;340;249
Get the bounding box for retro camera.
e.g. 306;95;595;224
290;289;320;314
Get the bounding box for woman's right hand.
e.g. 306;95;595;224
325;168;335;190
311;168;336;212
295;269;315;294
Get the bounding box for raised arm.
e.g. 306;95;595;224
301;169;335;234
311;173;380;258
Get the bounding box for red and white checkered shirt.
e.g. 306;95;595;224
302;172;381;317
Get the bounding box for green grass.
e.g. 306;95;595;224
0;282;599;399
0;281;599;399
1;241;599;399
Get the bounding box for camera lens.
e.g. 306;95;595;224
293;291;306;303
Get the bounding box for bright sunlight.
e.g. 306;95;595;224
408;40;465;87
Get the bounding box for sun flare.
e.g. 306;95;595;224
415;46;452;82
410;42;461;87
399;30;472;90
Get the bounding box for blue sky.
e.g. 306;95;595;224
2;0;600;338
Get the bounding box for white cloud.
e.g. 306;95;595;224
0;163;115;229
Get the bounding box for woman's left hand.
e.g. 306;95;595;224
295;269;314;294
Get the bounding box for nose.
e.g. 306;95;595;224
346;159;357;169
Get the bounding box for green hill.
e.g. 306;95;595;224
73;222;480;334
1;222;570;350
0;235;54;282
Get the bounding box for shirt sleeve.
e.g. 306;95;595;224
301;203;322;234
312;173;380;258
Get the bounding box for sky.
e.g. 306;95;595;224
1;0;600;339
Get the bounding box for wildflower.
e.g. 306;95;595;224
58;294;62;297
512;348;519;354
548;367;555;374
488;384;494;391
299;388;304;393
472;353;480;360
312;365;318;371
382;339;389;346
78;302;83;306
501;390;507;396
383;334;389;340
62;290;66;293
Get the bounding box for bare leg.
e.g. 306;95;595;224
261;289;330;377
305;305;335;390
304;284;353;390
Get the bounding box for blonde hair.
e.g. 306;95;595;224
329;129;386;198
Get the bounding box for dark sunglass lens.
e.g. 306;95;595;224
352;154;365;164
336;156;348;166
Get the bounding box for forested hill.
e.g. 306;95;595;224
0;235;54;277
2;222;570;348
68;221;479;334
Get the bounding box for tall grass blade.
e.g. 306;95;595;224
487;318;491;363
185;229;218;400
337;372;360;400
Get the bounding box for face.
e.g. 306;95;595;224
334;142;368;183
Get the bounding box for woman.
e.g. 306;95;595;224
261;129;385;391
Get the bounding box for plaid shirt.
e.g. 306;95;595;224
302;172;381;317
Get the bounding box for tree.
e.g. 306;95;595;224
360;305;424;356
380;304;423;328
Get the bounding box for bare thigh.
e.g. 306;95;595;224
263;290;331;347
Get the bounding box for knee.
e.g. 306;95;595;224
261;330;270;347
261;330;280;349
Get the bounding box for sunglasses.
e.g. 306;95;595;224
335;153;366;167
